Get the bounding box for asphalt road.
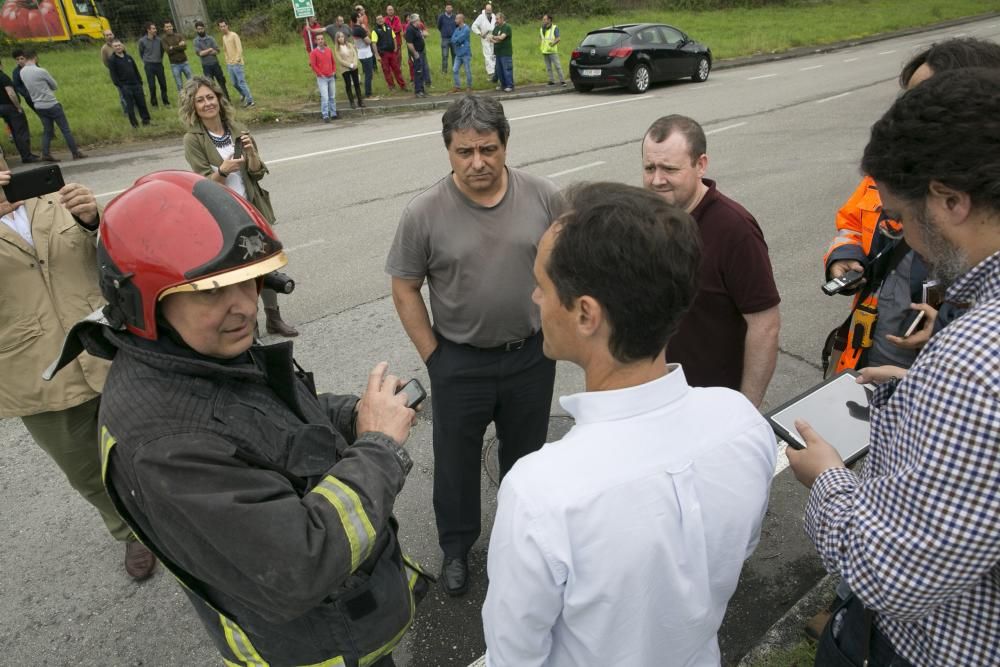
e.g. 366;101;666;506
3;16;999;666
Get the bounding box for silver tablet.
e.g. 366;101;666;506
766;371;872;464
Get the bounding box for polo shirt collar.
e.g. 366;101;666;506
559;365;689;425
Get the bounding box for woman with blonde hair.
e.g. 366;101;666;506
333;30;364;109
178;75;298;337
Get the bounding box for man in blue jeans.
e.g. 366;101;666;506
450;13;472;93
163;21;193;91
218;19;254;108
437;3;456;74
19;51;85;160
491;13;513;92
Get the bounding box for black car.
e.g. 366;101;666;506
569;23;712;94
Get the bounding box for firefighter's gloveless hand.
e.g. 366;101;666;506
355;361;416;446
828;259;865;280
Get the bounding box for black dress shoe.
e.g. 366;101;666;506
441;556;468;597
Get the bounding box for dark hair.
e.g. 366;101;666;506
11;48;23;58
543;13;553;21
862;68;1000;213
350;11;360;23
216;18;228;25
144;21;156;32
548;182;701;363
643;115;706;165
441;95;510;147
899;37;1000;88
22;49;36;60
194;20;205;28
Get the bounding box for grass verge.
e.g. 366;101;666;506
1;0;995;153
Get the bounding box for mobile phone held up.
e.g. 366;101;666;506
3;165;64;203
231;137;242;160
395;378;426;409
822;269;865;296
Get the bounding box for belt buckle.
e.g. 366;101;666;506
504;338;526;352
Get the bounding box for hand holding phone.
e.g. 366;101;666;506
395;378;426;409
2;165;64;203
822;269;865;296
897;309;926;338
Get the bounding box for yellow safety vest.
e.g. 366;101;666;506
540;25;558;54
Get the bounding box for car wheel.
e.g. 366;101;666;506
692;56;710;83
628;64;651;94
572;81;593;93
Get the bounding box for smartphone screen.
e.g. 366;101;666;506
396;378;426;409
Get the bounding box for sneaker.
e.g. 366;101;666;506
41;154;60;162
560;81;567;86
244;100;255;108
349;101;356;109
72;152;88;160
547;81;555;85
323;117;330;123
22;154;40;163
450;86;461;93
495;84;502;91
163;101;171;107
503;87;513;93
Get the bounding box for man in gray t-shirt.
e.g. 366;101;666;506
386;95;561;598
20;53;85;160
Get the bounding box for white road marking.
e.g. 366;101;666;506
705;121;747;135
800;65;823;71
509;95;656;122
816;91;851;104
878;49;896;55
843;57;859;63
954;32;967;37
748;73;777;80
285;239;327;253
96;189;125;199
547;161;606;178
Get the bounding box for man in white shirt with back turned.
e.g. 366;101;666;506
482;181;776;666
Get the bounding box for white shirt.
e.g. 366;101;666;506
208;132;247;200
471;10;495;38
483;367;777;667
1;204;33;247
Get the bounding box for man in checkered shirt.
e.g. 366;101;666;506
787;68;1000;666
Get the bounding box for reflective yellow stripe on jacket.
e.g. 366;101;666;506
99;425;116;483
310;476;377;571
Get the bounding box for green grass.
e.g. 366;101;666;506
3;0;996;152
749;639;818;667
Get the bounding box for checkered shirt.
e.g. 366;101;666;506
805;250;1000;666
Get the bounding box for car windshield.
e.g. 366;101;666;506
580;31;626;48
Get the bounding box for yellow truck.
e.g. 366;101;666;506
0;0;110;42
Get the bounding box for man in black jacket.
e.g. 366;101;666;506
48;171;428;666
107;40;150;128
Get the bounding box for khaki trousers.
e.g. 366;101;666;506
21;396;131;541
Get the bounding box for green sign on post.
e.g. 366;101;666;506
292;0;315;19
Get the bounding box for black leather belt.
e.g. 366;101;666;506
463;331;537;353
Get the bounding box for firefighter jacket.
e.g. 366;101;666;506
822;176;927;373
0;197;108;418
90;328;427;667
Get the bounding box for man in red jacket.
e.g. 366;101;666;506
308;33;337;122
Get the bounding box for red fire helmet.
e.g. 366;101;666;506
98;171;287;340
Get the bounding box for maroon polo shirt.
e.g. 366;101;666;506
666;179;780;390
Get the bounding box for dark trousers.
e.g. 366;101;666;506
0;103;32;159
119;83;150;127
817;594;916;666
144;61;169;105
36;103;79;156
202;62;230;100
411;54;426;94
380;51;406;88
426;331;555;557
360;56;374;96
342;69;362;105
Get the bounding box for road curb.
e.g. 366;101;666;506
737;575;837;666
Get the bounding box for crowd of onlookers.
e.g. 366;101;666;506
0;4;571;155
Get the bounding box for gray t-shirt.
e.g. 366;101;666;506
20;65;58;109
386;167;562;347
194;35;220;66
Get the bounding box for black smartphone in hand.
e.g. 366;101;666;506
822;269;865;296
3;165;64;202
395;378;426;409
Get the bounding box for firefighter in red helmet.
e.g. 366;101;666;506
48;171;430;667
